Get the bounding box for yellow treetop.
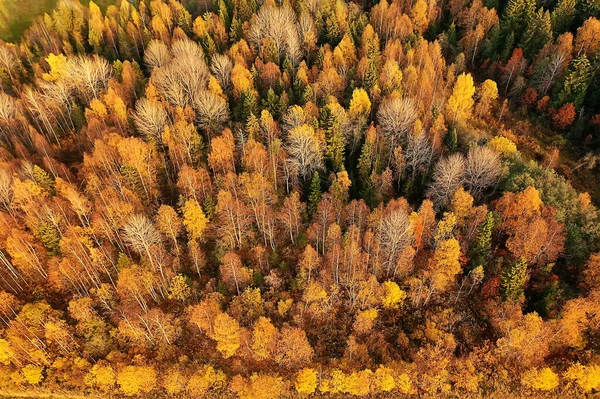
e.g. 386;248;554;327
521;367;559;391
381;281;406;309
450;188;474;223
565;363;600;392
446;73;476;124
251;316;278;361
42;53;68;81
373;365;395;392
277;298;293;316
349;88;371;118
0;339;13;365
488;136;517;156
117;365;157;396
232;63;254;98
211;312;241;358
22;364;44;385
476;79;498;118
353;308;378;334
163;367;187;394
295;368;318;395
428;238;462;292
411;0;429;32
85;363;116;391
187;365;227;395
183;198;208;241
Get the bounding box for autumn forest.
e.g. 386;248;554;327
0;0;599;397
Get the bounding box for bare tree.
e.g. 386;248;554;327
377;97;418;148
66;55;112;102
427;153;466;208
210;54;233;92
298;12;317;54
0;91;17;121
0;168;13;212
379;208;413;276
0;92;20;151
282;105;308;133
405;130;435;181
38;80;76;133
144;40;171;69
285;124;323;180
192;90;229;139
132;98;169;143
123;214;162;267
248;5;301;64
22;87;60;145
537;52;568;96
153;39;209;108
464;146;502;197
0;46;19;80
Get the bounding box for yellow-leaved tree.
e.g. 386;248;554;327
295;368;318;395
183;199;208;241
84;363;116;391
353;308;378;334
426;238;462;293
475;79;498;118
22;364;44;385
521;367;559;391
372;365;395;392
0;339;14;365
211;312;241;358
349;88;371;118
564;363;600;392
446;73;476;124
187;365;227;395
251;316;278;361
117;365;157;396
381;281;406;309
42;53;68;81
163;367;187;395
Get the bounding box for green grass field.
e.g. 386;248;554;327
0;0;57;42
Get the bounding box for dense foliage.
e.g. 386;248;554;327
0;0;600;397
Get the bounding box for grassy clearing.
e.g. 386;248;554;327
0;0;57;42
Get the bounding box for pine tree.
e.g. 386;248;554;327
365;41;382;90
320;106;346;173
357;136;379;206
33;165;55;195
38;221;61;254
325;16;342;45
503;0;536;41
293;75;309;105
551;0;576;35
471;211;495;268
307;172;322;217
217;0;231;29
555;55;593;108
236;90;258;122
261;88;281;119
499;31;515;62
358;137;372;181
245;113;260;140
121;165;148;204
444;126;458;152
520;9;552;59
229;17;243;42
502;257;528;302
